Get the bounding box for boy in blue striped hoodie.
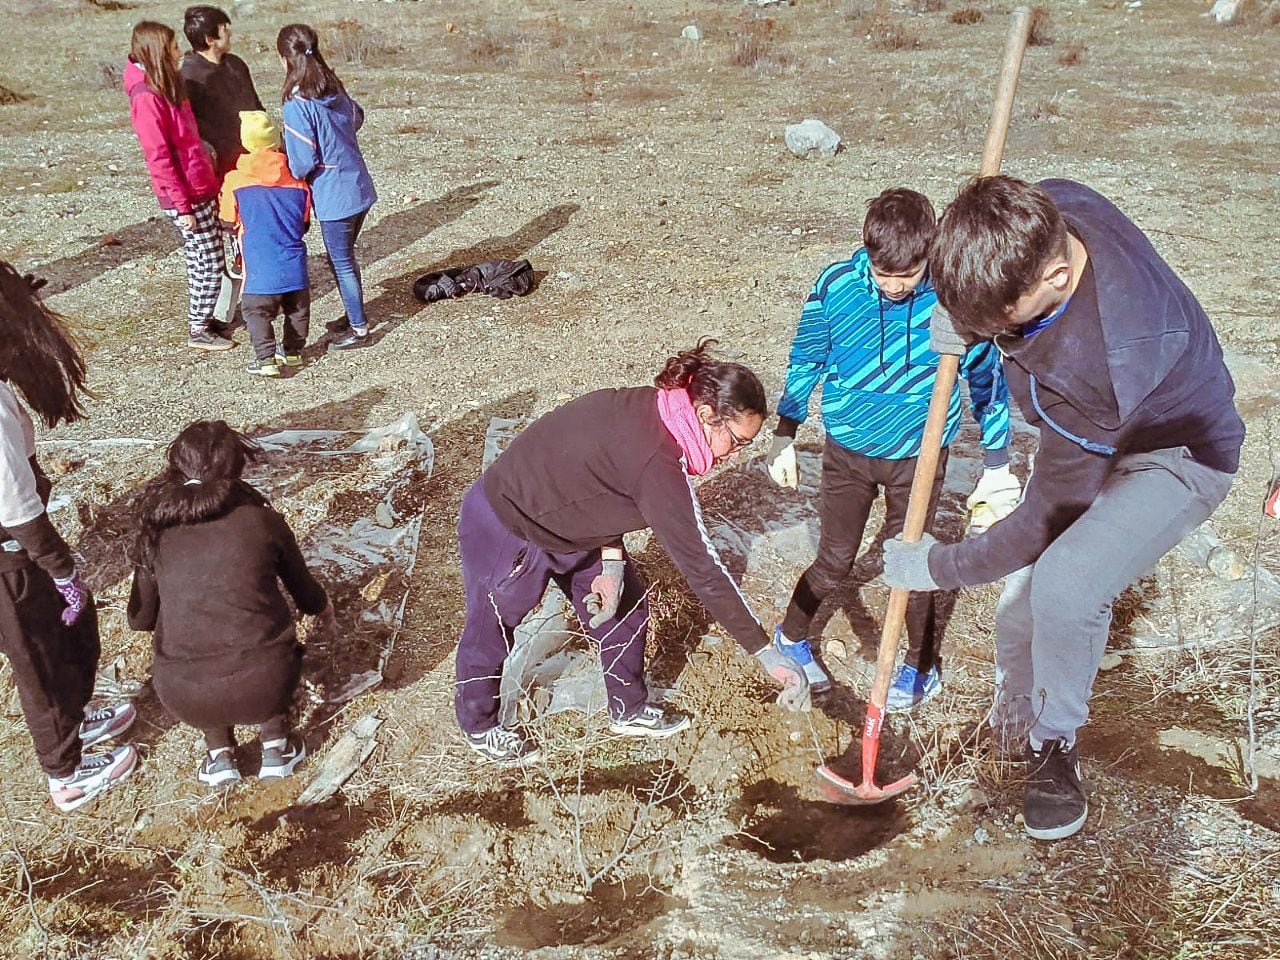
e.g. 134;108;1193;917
766;188;1017;709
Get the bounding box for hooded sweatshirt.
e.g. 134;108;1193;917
776;247;1011;466
281;90;376;221
180;51;264;179
927;179;1245;590
124;59;219;214
219;149;311;296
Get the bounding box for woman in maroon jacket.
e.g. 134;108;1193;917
455;340;809;764
125;21;233;352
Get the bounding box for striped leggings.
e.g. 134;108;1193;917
165;200;226;335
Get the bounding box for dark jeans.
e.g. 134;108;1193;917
781;442;949;673
242;289;310;361
0;562;99;778
454;479;650;734
319;210;369;329
154;644;301;751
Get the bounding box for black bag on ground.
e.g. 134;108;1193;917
412;258;534;303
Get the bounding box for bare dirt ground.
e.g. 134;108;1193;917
0;0;1278;957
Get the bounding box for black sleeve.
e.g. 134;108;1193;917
633;455;770;654
272;511;329;615
928;406;1116;589
127;565;160;631
774;415;800;439
239;57;264;111
7;513;74;581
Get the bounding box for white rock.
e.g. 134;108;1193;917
784;119;841;159
1098;651;1124;671
1209;0;1244;22
681;24;702;41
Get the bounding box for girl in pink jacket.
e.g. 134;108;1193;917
126;21;234;352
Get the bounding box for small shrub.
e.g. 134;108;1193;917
1260;0;1280;25
1027;5;1054;46
321;19;399;65
860;4;922;51
0;82;28;105
452;26;520;70
948;7;983;25
1057;39;1086;65
727;14;783;71
911;0;947;12
85;0;136;10
96;60;124;90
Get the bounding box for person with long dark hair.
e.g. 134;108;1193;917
126;21;235;352
454;340;810;764
127;420;333;786
277;23;377;352
0;262;138;812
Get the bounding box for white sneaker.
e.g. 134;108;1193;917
49;745;139;812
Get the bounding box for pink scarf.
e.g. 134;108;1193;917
656;388;714;477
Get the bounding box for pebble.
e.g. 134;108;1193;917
974;827;991;845
681;24;702;41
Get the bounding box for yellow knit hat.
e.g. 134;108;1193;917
240;111;281;152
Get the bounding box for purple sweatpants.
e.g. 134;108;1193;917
454;479;650;734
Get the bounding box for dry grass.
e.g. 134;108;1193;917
1027;4;1054;46
0;83;27;105
1057;39;1087;66
320;19;400;66
727;15;793;75
910;0;948;12
858;3;923;51
949;7;983;25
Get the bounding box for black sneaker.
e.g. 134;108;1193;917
259;735;307;779
327;328;369;352
1024;738;1088;841
198;748;242;787
188;330;236;352
80;702;137;748
608;703;692;739
274;347;303;367
245;357;282;378
465;726;541;765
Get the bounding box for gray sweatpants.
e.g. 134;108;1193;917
992;446;1234;746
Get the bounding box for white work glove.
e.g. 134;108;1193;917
966;465;1022;535
765;435;798;489
584;557;626;628
754;646;810;711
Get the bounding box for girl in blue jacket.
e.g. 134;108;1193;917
277;24;377;351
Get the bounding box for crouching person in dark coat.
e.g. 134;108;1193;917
128;420;333;787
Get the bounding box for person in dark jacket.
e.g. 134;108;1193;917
455;340;810;764
277;23;377;352
883;176;1245;842
128;420;333;787
181;5;264;181
0;262;138;813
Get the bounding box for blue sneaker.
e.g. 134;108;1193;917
885;663;942;713
773;626;831;693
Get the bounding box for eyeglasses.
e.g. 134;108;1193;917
717;419;754;452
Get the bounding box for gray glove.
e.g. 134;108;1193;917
930;304;968;357
754;646;810;712
585;557;626;628
882;533;941;591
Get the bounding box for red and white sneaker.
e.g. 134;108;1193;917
49;745;139;813
79;703;137;748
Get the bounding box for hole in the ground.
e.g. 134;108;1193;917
496;881;678;949
727;778;910;863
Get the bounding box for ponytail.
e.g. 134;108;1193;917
277;23;343;103
654;338;767;420
132;420;265;570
